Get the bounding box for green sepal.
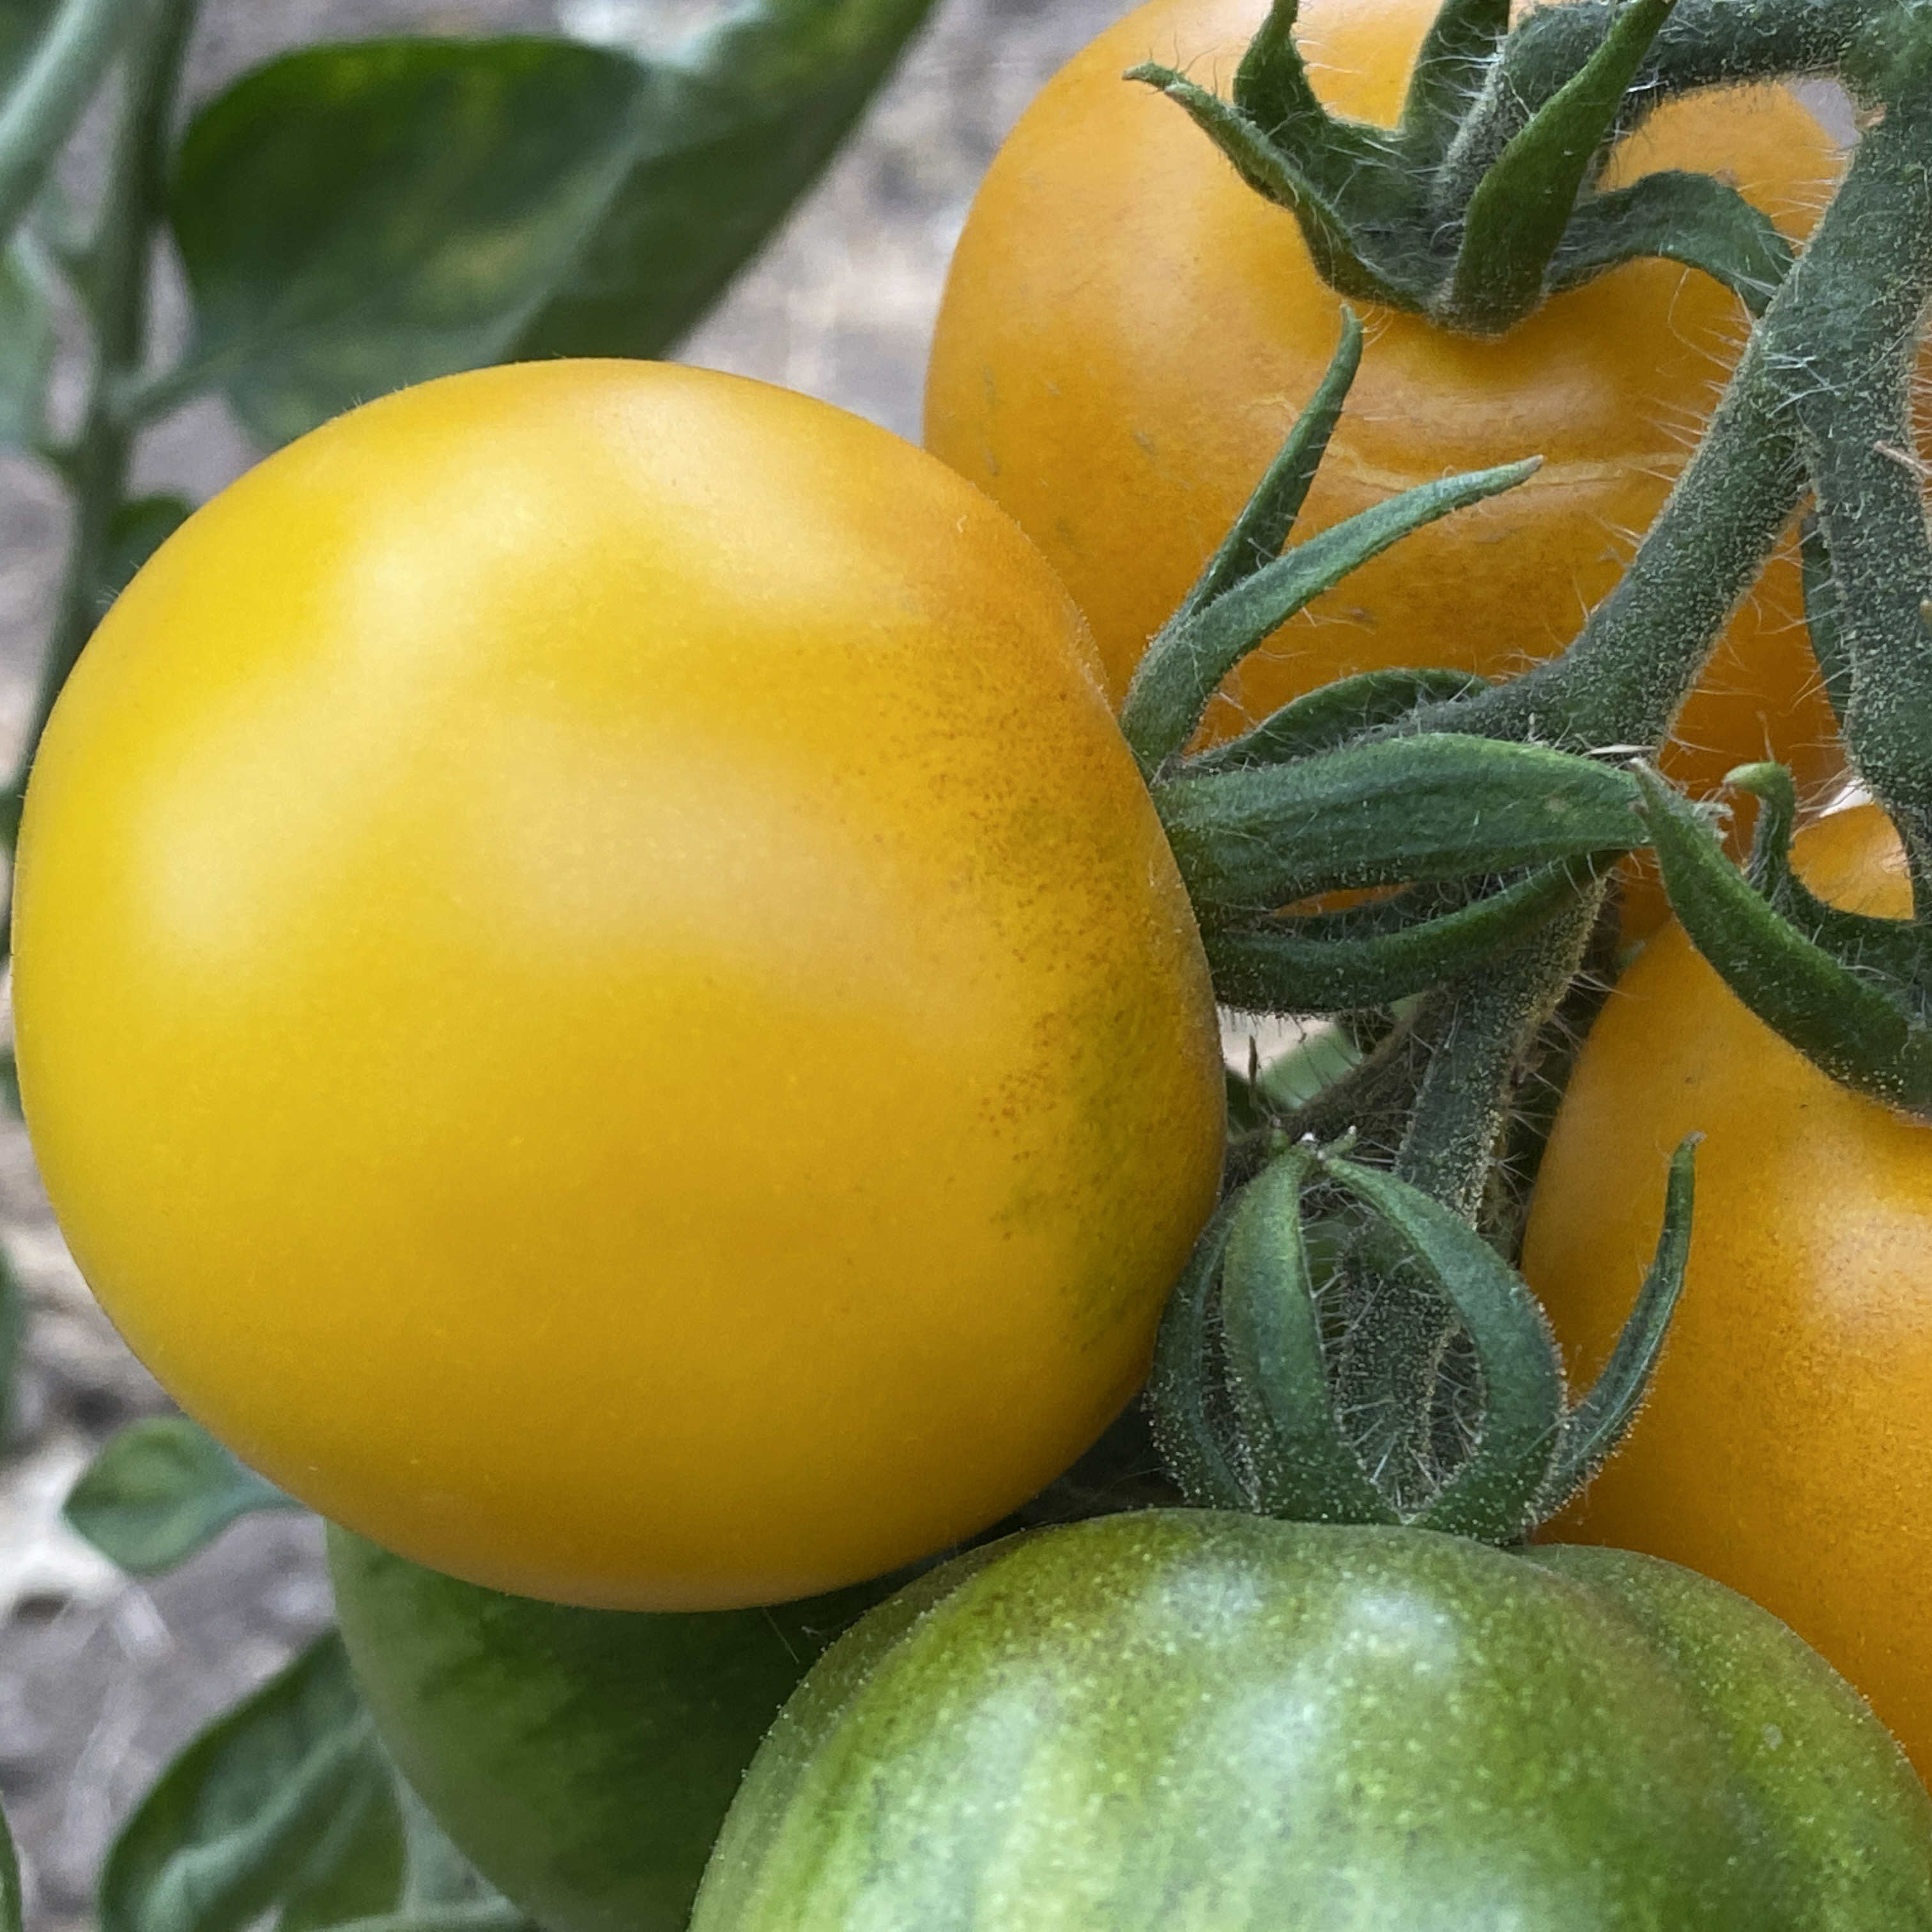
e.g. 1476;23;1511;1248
1157;734;1644;916
1636;763;1932;1114
1548;167;1793;314
1219;1153;1399;1523
1400;0;1512;165
1735;763;1908;960
1537;1135;1697;1514
1204;862;1591;1013
1146;1197;1249;1511
1230;0;1400;199
1122;457;1538;770
1164;307;1362;638
1446;0;1676;332
1799;513;1853;728
1124;66;1422;311
1315;1153;1566;1544
1185;666;1487;779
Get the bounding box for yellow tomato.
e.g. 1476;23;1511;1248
12;360;1226;1611
1524;806;1932;1779
925;0;1844;822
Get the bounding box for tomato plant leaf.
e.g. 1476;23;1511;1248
1123;457;1538;769
1448;0;1675;331
1163;307;1363;638
168;0;935;450
513;0;935;364
1549;167;1793;315
99;1634;393;1932
0;0;61;80
1204;861;1593;1011
1540;1134;1696;1510
98;493;192;609
1157;734;1644;915
1146;1198;1248;1512
1317;1153;1566;1543
0;1786;20;1932
1636;763;1932;1114
272;1761;405;1932
64;1416;300;1575
168;38;647;449
1184;666;1488;778
1219;1153;1400;1523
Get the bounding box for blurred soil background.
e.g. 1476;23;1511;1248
0;0;1134;1922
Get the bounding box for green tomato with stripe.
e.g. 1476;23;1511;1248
692;1512;1932;1930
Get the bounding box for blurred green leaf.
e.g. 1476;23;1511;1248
98;493;192;606
0;0;60;82
516;0;936;362
0;1785;20;1932
100;1634;401;1932
0;1049;18;1117
0;234;54;447
272;1759;404;1932
169;0;935;449
0;1241;21;1450
171;38;643;447
64;1415;300;1575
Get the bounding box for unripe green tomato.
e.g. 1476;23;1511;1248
327;1526;903;1932
693;1513;1932;1929
12;360;1226;1610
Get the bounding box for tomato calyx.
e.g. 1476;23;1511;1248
1120;312;1637;1016
1638;763;1932;1116
1115;309;1538;772
1128;0;1805;336
1149;1135;1696;1541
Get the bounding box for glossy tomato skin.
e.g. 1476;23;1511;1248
925;0;1843;809
12;360;1227;1611
1525;804;1932;1779
690;1512;1932;1929
327;1526;906;1932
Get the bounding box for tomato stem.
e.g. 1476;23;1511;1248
8;0;197;825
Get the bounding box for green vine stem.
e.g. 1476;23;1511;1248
0;0;134;240
13;0;197;818
1439;0;1872;211
1336;886;1600;1507
1789;66;1932;913
1435;8;1932;787
1142;0;1932;1535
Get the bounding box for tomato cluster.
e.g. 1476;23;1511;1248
17;0;1932;1920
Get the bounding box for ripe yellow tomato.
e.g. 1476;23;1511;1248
12;360;1226;1612
1524;806;1932;1779
925;0;1844;815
